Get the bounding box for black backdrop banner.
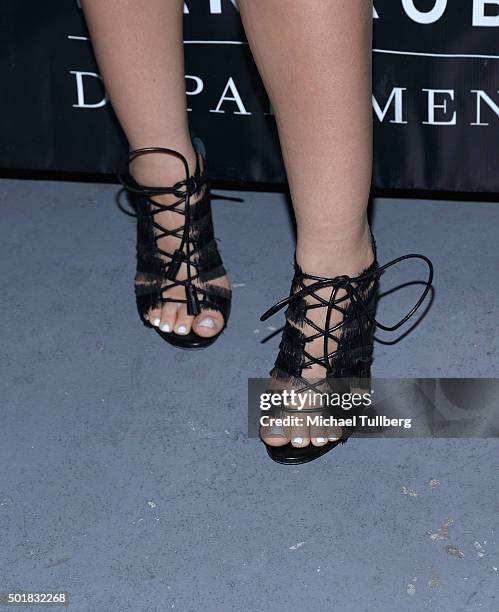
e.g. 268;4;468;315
2;1;499;192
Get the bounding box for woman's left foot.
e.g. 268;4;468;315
259;236;434;464
260;250;380;462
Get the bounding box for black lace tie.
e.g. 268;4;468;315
261;254;434;376
118;147;208;316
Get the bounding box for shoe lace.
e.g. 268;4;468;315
261;253;434;377
118;146;240;316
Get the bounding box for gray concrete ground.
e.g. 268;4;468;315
1;177;498;611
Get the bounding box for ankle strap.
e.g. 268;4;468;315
117;146;206;198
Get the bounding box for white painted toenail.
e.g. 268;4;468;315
176;325;188;335
152;318;161;327
316;437;326;444
143;314;149;321
160;323;171;332
328;436;339;442
293;437;304;445
197;318;215;329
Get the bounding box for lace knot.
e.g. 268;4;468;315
331;274;351;288
186;177;199;197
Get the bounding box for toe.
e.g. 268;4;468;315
174;305;194;336
159;302;178;334
291;422;310;448
148;306;162;328
310;422;328;447
193;308;224;338
260;423;291;447
327;425;343;442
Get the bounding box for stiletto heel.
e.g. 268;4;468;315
118;139;231;349
259;236;433;464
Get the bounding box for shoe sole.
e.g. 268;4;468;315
264;437;349;465
140;318;226;350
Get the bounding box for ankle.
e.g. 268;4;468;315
129;141;198;189
296;225;374;278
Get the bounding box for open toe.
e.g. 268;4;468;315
193;308;225;338
260;423;291;447
159;302;179;334
173;305;194;336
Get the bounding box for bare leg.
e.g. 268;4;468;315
239;0;374;446
81;0;230;338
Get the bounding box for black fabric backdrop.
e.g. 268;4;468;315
1;1;499;192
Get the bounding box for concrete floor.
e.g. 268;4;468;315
0;178;498;611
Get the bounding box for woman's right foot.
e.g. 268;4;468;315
141;170;230;339
120;141;231;348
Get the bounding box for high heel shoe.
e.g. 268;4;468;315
259;236;433;464
118;139;231;349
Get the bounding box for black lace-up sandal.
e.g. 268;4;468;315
259;237;433;464
118;140;232;349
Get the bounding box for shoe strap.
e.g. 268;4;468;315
117;146;206;316
261;253;434;376
117;146;205;197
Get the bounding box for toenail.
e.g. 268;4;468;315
160;323;171;332
329;436;339;442
315;437;326;444
152;318;161;327
176;325;188;335
197;317;215;329
293;437;304;445
267;426;286;437
143;314;149;321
